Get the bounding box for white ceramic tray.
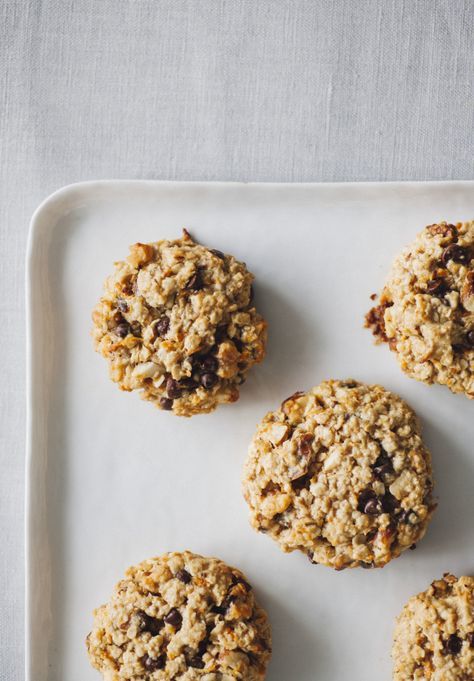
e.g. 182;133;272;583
26;181;474;681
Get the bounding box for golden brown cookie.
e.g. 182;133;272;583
366;221;474;398
242;380;436;570
393;573;474;680
86;552;271;680
92;230;267;416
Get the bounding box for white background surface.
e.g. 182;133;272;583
1;2;473;679
27;181;474;681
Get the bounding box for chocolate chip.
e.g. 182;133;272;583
136;610;164;636
164;608;182;629
130;321;142;337
426;277;448;296
467;632;474;648
441;244;470;265
159;397;173;411
117;298;128;312
357;489;379;514
232;337;244;353
155;316;169;338
179;377;198;391
452;343;466;354
193;354;218;373
381;491;399;513
249;284;254;303
115;322;130;338
166;377;182;399
409;544;417;550
291;473;312;492
185;270;204;291
188;655;205;669
444;634;462;655
365;528;378;543
200;372;217;389
211;603;227;615
466;330;474;346
231;574;252;591
364;498;382;515
372;452;394;478
307;553;318;565
142;654;165;671
210;248;225;260
175;568;192;584
360;561;375;569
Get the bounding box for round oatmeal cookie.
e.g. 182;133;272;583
242;379;436;570
86;551;271;680
393;573;474;680
366;221;474;398
92;230;267;416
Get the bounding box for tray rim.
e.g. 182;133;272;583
25;178;474;680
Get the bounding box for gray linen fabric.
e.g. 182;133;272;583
0;1;472;678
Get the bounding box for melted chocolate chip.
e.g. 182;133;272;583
175;568;192;584
164;608;182;629
426;278;448;296
231;574;252;591
364;498;382;515
155;316;170;338
441;244;470;265
142;654;165;671
166;377;182;399
159;397;173;411
193;354;218;373
357;489;380;514
365;528;378;543
291;473;312;492
130;320;142;337
200;372;217;389
136;610;164;636
188;655;205;669
381;491;399;513
115;322;130;338
179;377;199;391
372;451;394;478
452;343;466;354
211;603;227;615
444;634;462;655
185;270;204;291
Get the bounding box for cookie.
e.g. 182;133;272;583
92;230;267;416
393;573;474;680
86;551;271;680
242;379;436;570
366;221;474;399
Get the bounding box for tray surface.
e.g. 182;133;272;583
26;181;474;681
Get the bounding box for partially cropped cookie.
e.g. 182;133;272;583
86;551;271;680
393;573;474;680
366;221;474;399
92;230;267;416
242;380;436;570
